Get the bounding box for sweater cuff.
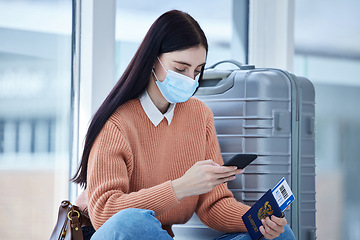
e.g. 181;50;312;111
153;180;180;216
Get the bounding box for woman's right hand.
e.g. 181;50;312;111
171;159;243;201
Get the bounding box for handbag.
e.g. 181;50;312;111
50;200;91;240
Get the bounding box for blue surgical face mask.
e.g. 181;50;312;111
152;57;200;103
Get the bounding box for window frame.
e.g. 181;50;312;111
70;0;116;200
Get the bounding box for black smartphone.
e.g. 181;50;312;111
223;154;258;169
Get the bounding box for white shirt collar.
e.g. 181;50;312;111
139;90;176;127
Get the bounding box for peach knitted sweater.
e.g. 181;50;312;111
84;97;250;235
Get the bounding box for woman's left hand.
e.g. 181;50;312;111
259;215;287;239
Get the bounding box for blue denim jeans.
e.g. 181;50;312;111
89;208;295;240
90;208;173;240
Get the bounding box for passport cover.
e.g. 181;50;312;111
242;189;283;240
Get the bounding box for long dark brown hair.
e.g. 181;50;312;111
72;10;208;188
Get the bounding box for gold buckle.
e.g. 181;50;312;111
67;209;80;221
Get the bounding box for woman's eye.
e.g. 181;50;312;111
175;68;186;73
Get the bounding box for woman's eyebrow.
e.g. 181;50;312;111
173;60;206;67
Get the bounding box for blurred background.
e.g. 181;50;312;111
0;0;359;239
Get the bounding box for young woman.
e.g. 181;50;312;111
72;10;295;240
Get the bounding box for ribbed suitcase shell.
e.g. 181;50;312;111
173;65;316;240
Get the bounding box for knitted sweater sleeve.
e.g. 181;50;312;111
87;120;180;230
195;110;251;233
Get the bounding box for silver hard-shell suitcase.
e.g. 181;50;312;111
173;61;316;240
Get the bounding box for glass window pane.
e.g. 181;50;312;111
294;0;360;238
0;0;72;239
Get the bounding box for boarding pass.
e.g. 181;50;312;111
271;177;295;211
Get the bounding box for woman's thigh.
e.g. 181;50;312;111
90;208;173;240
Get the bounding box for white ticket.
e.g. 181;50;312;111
271;177;295;211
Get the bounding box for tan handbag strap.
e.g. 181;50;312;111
50;201;72;240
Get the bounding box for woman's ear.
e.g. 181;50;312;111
152;58;159;73
152;59;157;72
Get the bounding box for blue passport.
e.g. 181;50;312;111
242;189;284;240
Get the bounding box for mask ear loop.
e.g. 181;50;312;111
152;69;160;81
157;57;168;72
